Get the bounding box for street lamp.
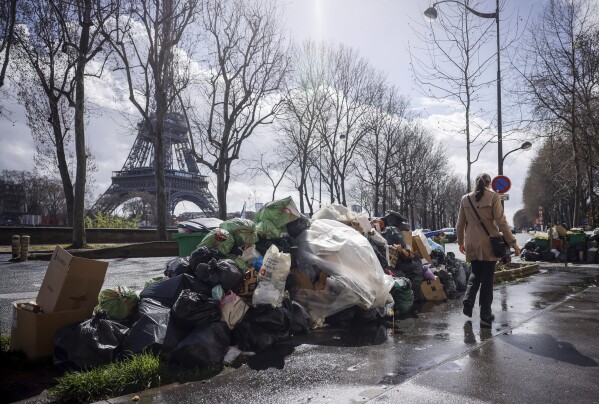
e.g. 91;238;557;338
501;141;532;165
424;0;504;174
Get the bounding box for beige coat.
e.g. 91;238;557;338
456;189;517;262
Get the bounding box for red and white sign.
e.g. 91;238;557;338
491;175;511;194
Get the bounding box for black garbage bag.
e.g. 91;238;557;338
232;305;292;352
383;211;411;231
54;311;129;370
189;247;225;271
169;321;230;368
540;250;556;262
325;306;356;328
255;236;297;268
566;246;579;262
353;307;385;324
368;237;389;268
396;259;424;301
194;259;243;292
139;274;205;307
282;299;309;336
436;269;458;299
123;298;189;355
171;289;221;329
523;249;541;261
286;214;312;239
164;257;192;278
381;226;405;247
430;250;446;266
524;239;536;250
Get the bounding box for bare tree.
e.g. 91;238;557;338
103;0;199;239
12;0;81;227
410;0;499;191
184;0;290;219
278;41;331;214
514;0;599;226
356;83;410;216
324;44;382;205
0;0;17;87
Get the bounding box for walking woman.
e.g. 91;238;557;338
456;173;521;325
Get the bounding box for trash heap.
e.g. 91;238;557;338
51;197;471;371
520;226;599;263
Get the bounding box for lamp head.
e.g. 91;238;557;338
424;6;438;19
521;141;532;150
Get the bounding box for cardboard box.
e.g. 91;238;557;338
411;235;432;264
37;246;108;313
421;278;447;301
10;302;92;359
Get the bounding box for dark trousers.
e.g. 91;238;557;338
463;260;496;318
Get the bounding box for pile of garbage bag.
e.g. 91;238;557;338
520;226;598;263
53;197;471;371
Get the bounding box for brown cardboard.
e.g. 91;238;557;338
10;302;92;359
420;278;447;301
554;225;568;237
412;235;433;264
402;231;413;249
36;246;108;313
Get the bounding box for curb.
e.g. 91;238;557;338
494;263;540;282
29;241;178;261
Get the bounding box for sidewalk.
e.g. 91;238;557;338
97;264;599;404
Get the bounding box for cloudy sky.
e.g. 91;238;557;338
0;0;547;225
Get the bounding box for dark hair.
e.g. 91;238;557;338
474;173;491;202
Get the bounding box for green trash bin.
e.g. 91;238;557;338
172;232;208;257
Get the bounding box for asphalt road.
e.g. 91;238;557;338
0;255;172;335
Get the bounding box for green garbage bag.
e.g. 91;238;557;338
198;228;235;255
220;218;259;246
227;254;249;273
254;196;300;228
390;277;414;315
256;220;284;239
94;286;139;321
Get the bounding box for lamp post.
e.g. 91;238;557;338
424;0;503;174
501;141;532;166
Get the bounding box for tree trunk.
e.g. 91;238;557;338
71;0;91;249
154;108;168;240
217;165;227;220
50;99;74;226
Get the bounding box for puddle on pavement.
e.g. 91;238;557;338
501;332;599;367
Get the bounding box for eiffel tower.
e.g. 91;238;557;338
92;112;218;219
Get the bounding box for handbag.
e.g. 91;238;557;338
467;196;510;258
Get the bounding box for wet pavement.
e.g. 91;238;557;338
100;263;599;404
2;239;598;404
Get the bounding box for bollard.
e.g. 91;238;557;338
11;235;21;260
19;235;30;262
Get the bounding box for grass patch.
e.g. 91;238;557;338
0;334;9;352
50;353;161;403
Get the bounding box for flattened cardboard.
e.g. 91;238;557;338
10;302;91;359
421;278;447;301
36;246;108;313
402;231;413;250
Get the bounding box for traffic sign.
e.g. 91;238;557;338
492;175;511;194
500;193;509;201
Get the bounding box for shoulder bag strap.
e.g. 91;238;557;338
467;195;492;238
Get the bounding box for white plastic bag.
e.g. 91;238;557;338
241;245;261;263
294;219;391;322
252;245;291;307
